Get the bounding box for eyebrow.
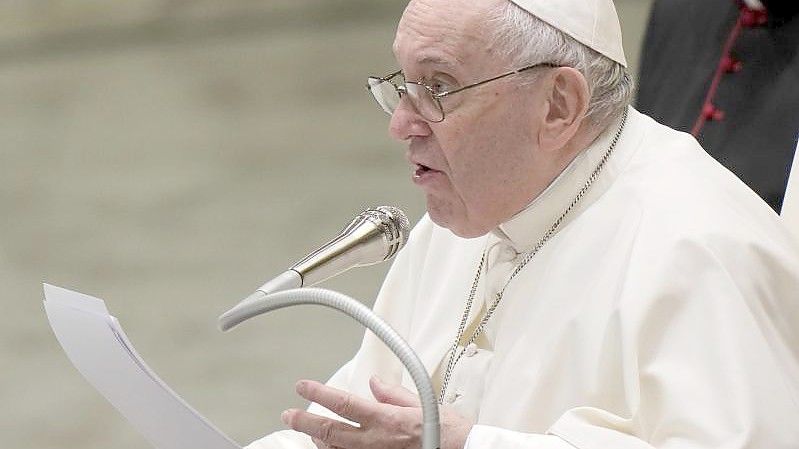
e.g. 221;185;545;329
403;55;460;78
417;55;454;67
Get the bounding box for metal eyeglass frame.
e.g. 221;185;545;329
366;62;560;122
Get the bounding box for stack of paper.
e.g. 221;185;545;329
43;284;241;449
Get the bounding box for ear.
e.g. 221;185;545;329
538;67;590;152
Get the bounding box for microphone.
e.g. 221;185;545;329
217;208;438;449
232;206;411;308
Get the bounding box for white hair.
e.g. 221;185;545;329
486;1;635;127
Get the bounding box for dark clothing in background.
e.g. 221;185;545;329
636;0;799;211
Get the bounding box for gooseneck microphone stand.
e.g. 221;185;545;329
219;288;440;449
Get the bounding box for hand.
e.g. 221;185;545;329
281;376;474;449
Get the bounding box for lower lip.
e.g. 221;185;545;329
413;167;445;185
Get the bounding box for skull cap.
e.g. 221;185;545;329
509;0;628;67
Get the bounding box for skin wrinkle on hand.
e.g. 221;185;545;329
283;377;471;449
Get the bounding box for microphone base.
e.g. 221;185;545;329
256;269;302;295
219;270;302;331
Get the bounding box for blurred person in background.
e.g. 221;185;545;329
246;0;799;448
637;0;799;211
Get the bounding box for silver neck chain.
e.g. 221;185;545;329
437;110;628;405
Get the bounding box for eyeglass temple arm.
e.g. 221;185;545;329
377;70;403;82
436;62;559;98
365;70;403;93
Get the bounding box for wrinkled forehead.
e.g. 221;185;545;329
392;0;500;76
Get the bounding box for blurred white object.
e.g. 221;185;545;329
782;137;799;243
43;284;240;449
743;0;765;10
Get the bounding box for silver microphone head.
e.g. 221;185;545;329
289;206;411;286
373;205;411;260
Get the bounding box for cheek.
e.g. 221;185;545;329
433;134;500;216
440;117;538;210
426;89;540;233
444;116;532;183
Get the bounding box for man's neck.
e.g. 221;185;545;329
551;120;607;182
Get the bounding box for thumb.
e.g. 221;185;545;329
369;375;421;407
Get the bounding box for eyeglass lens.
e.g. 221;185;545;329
367;77;399;115
367;77;444;122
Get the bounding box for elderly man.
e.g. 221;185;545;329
249;0;799;448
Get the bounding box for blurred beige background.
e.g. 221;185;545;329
0;1;653;448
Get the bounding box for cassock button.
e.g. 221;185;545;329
444;390;460;404
722;56;743;73
702;104;725;122
499;246;517;262
464;342;479;357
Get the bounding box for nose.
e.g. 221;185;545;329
388;96;432;142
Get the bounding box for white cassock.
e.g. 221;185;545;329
248;108;799;449
782;137;799;242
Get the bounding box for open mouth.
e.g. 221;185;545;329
414;164;434;177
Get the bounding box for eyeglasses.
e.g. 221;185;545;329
366;62;559;123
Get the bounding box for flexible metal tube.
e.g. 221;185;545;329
218;287;440;449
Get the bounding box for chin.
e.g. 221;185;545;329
449;227;491;239
427;205;491;239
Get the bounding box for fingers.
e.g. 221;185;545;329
296;380;377;423
288;379;426;449
311;437;335;449
369;376;421;407
282;409;358;449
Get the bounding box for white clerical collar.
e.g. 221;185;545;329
492;108;636;253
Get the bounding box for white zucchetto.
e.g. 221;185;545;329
510;0;628;67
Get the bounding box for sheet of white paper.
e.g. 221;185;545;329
43;283;241;449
